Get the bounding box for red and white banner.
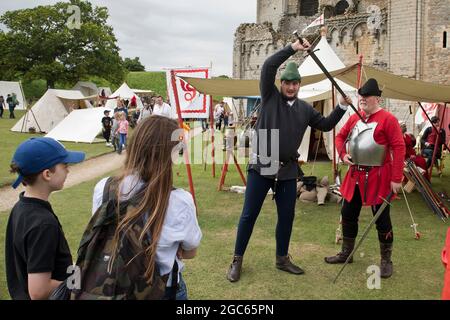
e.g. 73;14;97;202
302;14;325;33
166;67;211;119
415;102;438;125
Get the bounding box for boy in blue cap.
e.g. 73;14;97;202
6;137;85;299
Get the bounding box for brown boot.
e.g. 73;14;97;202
226;255;243;282
276;254;305;274
380;242;393;278
324;237;355;264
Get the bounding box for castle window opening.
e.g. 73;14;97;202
299;0;319;17
335;0;349;15
444;31;447;48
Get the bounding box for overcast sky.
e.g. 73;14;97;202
1;0;256;76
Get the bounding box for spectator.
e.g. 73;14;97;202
6;137;85;299
6;93;19;119
214;101;224;130
153;96;172;118
138;102;152;124
111;112;120;153
89;116;201;300
421;116;446;169
117;112;129;155
0;95;5;118
101;110;113;147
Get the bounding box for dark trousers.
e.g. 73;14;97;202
201;119;209;130
0;107;3;118
102;128;111;142
342;186;393;244
9;106;15;119
215;119;222;130
422;147;441;168
234;169;297;257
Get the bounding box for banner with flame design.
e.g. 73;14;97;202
166;67;211;119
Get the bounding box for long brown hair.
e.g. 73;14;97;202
109;115;180;283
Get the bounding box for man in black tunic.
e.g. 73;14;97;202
226;38;351;282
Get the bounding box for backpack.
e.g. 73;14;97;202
71;178;177;300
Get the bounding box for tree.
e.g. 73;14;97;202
124;57;145;72
0;0;125;88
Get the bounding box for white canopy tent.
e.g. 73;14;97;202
73;81;98;97
0;81;27;110
297;36;357;162
46;107;107;143
11;89;92;133
105;83;144;110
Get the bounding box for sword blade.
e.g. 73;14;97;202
333;191;394;283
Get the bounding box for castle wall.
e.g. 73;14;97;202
422;0;450;85
235;0;450;133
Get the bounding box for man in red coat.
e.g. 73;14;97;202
324;78;405;278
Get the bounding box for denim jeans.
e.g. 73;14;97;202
234;169;297;257
118;133;127;154
163;274;187;300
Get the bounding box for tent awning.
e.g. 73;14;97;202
180;66;350;97
182;64;450;103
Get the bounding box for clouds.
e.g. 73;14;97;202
1;0;256;76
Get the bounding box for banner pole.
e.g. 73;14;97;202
170;70;197;206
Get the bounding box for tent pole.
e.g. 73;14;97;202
332;84;337;181
19;80;27;109
170;70;197;206
429;103;447;180
210;95;216;178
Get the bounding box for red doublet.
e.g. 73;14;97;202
336;109;405;206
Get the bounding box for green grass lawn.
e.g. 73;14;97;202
0;110;111;187
1;150;449;299
125;72;167;98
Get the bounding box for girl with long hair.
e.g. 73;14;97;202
91;115;202;299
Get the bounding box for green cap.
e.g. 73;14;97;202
280;61;301;81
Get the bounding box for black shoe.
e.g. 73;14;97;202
276;254;304;275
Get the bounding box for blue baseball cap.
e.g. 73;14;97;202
11;137;85;189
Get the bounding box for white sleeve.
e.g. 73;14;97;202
180;195;202;251
168;191;202;251
92;177;109;215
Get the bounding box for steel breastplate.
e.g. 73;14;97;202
348;121;386;166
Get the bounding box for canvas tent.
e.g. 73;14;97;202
11;89;91;133
73;81;98;97
296;36;357;162
105;83;144;110
0;81;27;110
46;107;108;143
